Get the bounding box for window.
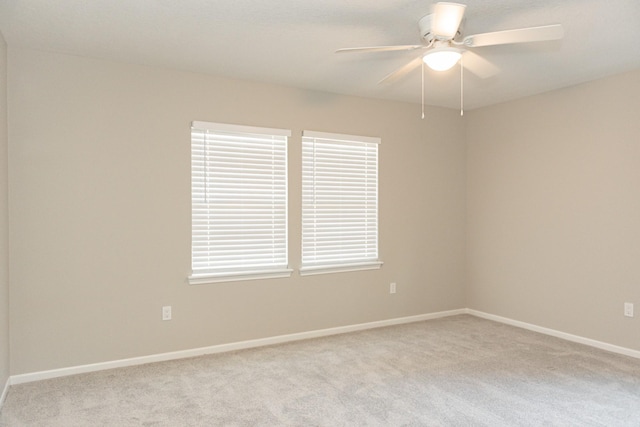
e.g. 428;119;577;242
301;131;382;275
189;121;292;284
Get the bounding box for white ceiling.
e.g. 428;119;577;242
1;0;639;110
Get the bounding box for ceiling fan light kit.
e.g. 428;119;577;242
422;47;462;71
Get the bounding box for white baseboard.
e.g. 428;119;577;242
9;308;639;387
10;308;466;385
467;309;640;360
1;375;9;409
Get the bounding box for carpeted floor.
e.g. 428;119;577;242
1;314;640;426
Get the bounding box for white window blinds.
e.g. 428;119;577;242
301;131;382;275
190;121;292;284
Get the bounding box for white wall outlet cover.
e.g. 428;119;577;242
624;302;634;318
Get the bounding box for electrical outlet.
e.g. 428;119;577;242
162;306;172;321
624;302;634;318
390;282;396;294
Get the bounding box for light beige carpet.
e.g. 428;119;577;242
2;314;640;426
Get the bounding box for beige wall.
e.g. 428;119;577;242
7;48;466;375
8;45;637;378
466;70;640;351
0;32;8;388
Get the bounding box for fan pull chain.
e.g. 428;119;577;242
421;61;425;119
460;56;464;116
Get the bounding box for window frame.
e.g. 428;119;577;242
300;130;383;276
188;121;292;285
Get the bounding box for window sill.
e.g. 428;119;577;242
299;261;383;276
188;268;293;285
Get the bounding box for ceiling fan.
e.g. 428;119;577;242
336;2;564;112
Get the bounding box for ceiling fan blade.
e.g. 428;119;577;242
463;24;564;47
378;56;423;84
461;51;499;79
336;45;423;54
432;2;466;38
